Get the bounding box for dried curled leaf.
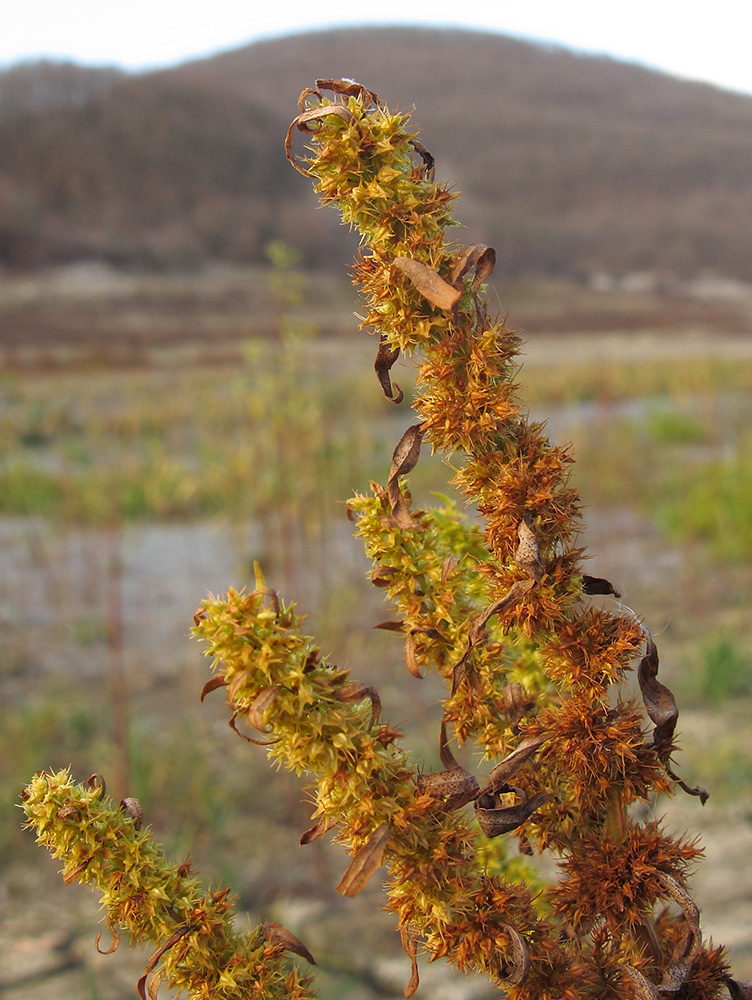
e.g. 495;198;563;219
417;766;479;811
501;683;536;731
449;243;497;292
582;574;622;598
475;787;552;839
656;871;702;992
262;920;317;965
404;630;423;679
246;685;282;734
404;625;444;680
200;675;227;702
62;857;91;884
386;423;425;529
336;822;391;897
638;636;677;753
314;78;380;107
499;923;530;986
120;797;143;831
639;637;709;801
483;736;546;793
409;137;435;180
137;924;198;1000
374;334;403;404
393;257;461;311
228;711;280;746
335;682;382;730
452;579;535;693
725;978;752;1000
285;103;355;176
95;922;121;955
300;815;337;846
416;717;479;810
624;965;661;999
57;804;82;822
516;518;544;582
86;773;107;797
400;923;421;998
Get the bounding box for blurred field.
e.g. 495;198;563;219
1;264;751;999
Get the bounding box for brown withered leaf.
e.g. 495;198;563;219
371;567;399;588
501;683;536;731
623;965;661;999
62;857;90;884
336;682;382;729
250;584;281;616
725;978;752;1000
374;620;404;632
336;822;391;897
120;797;143;831
582;574;622;598
449;243;497;292
638;636;709;802
386;423;425;530
228;711;280;746
441;555;459;584
653;873;702;992
666;764;709;805
638;637;677;753
262;920;317;965
393;257;461;311
86;773;107;797
200;675;227;703
475;788;552;838
300;815;337;846
417;766;479;811
499;923;530;986
137;924;198;1000
399;923;421;998
483;736;546;793
516;518;544;582
246;685;282;734
57;804;82;822
374;335;403;404
285;103;354;176
95;922;121;955
409;137;435;181
416;718;480;810
452;580;535;694
314;78;380;107
469;579;536;646
404;631;423;679
438;716;459;770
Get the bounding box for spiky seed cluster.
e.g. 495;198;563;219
279;80;732;998
21;769;315;1000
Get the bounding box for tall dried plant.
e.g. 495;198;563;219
22;80;749;1000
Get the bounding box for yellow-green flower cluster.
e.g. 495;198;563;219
193;585;419;841
192;580;564;995
21;769;315;1000
347;491;549;753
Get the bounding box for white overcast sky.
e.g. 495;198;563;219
3;1;752;97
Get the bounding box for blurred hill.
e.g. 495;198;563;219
2;26;752;280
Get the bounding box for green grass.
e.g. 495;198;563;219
657;436;752;561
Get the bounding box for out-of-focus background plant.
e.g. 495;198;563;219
2;27;752;1000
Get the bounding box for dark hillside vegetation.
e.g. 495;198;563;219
2;26;752;277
